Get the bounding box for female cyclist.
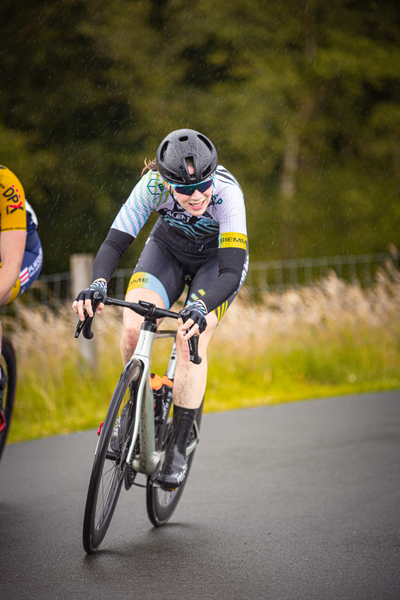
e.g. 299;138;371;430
73;129;248;489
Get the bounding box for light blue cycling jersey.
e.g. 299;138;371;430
112;165;247;246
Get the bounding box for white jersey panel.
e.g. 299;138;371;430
25;199;38;227
111;165;247;244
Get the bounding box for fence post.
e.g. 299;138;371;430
70;254;96;368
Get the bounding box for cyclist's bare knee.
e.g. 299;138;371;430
120;323;140;363
176;330;191;362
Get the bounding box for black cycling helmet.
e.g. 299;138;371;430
156;128;218;185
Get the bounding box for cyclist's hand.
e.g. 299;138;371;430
72;280;107;321
178;300;207;339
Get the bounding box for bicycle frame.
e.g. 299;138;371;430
128;322;166;474
79;294;201;478
115;320;199;476
79;294;205;551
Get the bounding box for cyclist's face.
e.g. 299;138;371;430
167;166;213;216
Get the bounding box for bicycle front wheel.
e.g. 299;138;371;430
82;359;142;554
0;338;17;461
146;400;203;527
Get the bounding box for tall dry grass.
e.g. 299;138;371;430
216;261;400;344
5;262;400;442
206;262;400;410
3;302;125;442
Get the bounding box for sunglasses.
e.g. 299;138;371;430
169;176;214;196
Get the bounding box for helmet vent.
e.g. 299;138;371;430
156;128;218;186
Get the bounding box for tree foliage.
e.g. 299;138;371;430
1;0;399;272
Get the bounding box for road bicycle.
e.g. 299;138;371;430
0;337;17;462
76;292;203;554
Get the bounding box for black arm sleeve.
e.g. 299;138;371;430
202;246;247;313
92;228;135;282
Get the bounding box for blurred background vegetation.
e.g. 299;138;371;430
8;266;400;442
1;0;400;274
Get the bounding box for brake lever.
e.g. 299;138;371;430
75;315;85;338
74;292;104;340
187;333;202;365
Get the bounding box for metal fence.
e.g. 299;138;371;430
23;268;131;305
21;251;398;306
246;252;397;296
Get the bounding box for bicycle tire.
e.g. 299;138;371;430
0;338;17;461
82;359;143;554
146;399;203;527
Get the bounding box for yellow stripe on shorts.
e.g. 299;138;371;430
215;301;229;322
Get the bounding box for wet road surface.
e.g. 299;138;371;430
1;390;399;600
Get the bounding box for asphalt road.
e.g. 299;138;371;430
1;391;399;600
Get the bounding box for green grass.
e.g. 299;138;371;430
8;318;400;444
207;323;400;411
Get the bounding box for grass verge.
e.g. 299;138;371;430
4;267;400;443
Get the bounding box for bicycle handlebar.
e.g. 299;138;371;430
74;292;202;364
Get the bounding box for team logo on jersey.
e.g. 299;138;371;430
219;232;247;250
210;194;223;206
4;185;24;214
147;177;166;196
6;201;23;214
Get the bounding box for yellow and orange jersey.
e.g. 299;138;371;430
0;165;27;232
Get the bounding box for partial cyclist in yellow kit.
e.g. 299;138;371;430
0;166;43;352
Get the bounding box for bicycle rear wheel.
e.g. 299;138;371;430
82;359;142;554
146;400;203;527
0;338;17;461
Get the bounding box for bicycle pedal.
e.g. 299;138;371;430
149;461;162;484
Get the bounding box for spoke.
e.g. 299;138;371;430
96;459;120;529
